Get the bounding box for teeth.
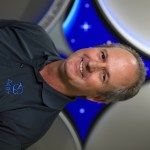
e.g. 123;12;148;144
80;60;83;74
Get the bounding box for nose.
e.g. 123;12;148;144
87;60;106;72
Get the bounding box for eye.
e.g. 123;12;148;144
100;51;106;61
101;70;108;83
101;71;106;82
102;73;106;81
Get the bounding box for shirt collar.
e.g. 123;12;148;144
42;83;75;110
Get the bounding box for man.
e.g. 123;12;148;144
0;20;145;149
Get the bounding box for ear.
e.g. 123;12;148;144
86;95;106;103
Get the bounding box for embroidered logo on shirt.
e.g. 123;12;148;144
5;79;24;95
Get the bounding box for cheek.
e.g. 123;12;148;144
85;73;102;87
87;73;113;92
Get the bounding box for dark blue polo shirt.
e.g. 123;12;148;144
0;20;74;150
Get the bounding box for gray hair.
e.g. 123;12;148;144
97;43;146;103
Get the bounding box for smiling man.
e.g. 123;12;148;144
40;45;145;103
0;20;146;149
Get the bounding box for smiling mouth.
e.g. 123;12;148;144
79;58;84;78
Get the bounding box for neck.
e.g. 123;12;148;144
39;60;74;96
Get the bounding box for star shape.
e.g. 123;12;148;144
80;22;91;32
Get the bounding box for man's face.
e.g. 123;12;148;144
62;47;138;101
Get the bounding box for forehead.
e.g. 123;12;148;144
104;47;137;62
105;47;138;89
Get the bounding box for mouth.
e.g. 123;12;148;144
79;56;89;79
80;57;88;78
80;58;83;77
79;56;90;79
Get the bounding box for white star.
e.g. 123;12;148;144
85;3;90;8
79;108;85;114
71;38;76;43
80;22;91;32
106;40;112;45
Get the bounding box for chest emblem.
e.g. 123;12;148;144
5;79;24;95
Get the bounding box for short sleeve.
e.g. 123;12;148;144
0;19;60;65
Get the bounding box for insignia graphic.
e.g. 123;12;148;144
5;79;24;95
12;83;24;94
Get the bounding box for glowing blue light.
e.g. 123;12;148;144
85;3;90;8
79;108;85;114
63;0;80;34
80;22;91;32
